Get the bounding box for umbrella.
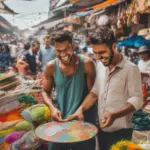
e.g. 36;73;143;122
69;0;104;7
117;34;150;49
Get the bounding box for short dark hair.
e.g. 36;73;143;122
24;43;30;50
32;40;40;47
88;27;116;47
51;30;73;44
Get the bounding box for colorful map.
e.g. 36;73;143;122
35;121;98;143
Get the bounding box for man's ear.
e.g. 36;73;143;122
71;42;75;51
112;43;117;51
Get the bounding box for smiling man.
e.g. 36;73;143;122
42;30;96;150
66;27;143;150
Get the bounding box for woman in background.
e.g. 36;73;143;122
1;45;11;71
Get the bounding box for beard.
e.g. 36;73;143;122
103;50;114;66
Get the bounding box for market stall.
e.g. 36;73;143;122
0;72;51;149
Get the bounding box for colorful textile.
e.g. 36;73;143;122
0;120;22;131
0;101;21;114
0;137;5;144
17;94;37;105
0;108;23;122
0;128;15;138
21;104;51;124
0;120;33;138
29;91;43;103
11;131;40;150
4;130;25;144
15;120;33;131
0;141;9;150
110;140;143;150
132;110;150;130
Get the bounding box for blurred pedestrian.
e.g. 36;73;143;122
39;35;55;71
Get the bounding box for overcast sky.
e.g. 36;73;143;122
1;0;49;29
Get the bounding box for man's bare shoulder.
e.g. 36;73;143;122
82;55;95;74
46;60;55;69
45;60;56;77
83;56;95;67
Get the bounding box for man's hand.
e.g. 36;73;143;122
50;107;62;122
100;112;116;128
64;108;84;122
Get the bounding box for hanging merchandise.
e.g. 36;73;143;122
137;0;150;13
117;2;127;20
69;0;80;4
64;13;85;25
137;0;146;13
126;0;139;26
126;0;150;26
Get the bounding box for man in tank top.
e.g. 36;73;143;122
42;30;96;150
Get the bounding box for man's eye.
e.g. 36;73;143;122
100;56;104;59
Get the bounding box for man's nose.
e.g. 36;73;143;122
95;53;100;59
60;51;66;56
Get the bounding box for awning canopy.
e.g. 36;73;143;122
32;13;64;28
0;15;14;34
43;18;64;29
92;0;122;10
0;25;13;34
52;3;73;12
75;10;94;17
0;2;18;14
56;0;68;7
0;15;13;30
69;0;105;7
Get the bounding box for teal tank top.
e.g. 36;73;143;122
54;55;88;119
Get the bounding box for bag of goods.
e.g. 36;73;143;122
4;130;25;144
0;120;33;138
21;104;51;124
11;131;40;150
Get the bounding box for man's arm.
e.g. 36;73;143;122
42;60;62;121
79;92;98;112
64;92;98;121
79;57;97;112
101;66;143;128
42;61;54;109
84;57;96;91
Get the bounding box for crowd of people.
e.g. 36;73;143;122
1;25;150;150
0;39;23;72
